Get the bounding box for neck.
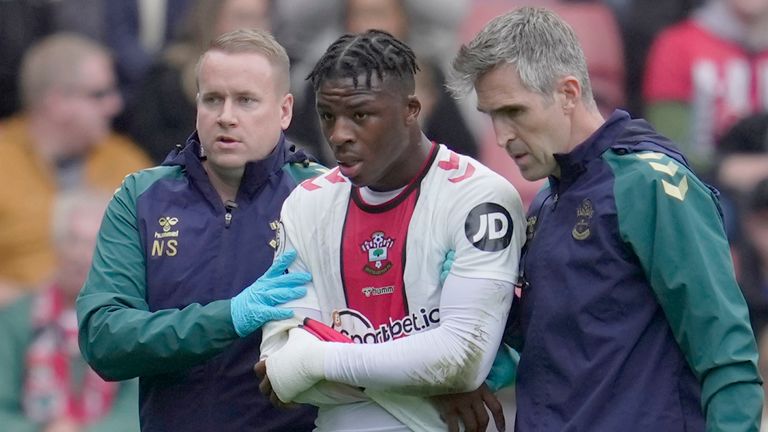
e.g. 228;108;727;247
371;132;431;192
566;106;606;154
203;161;242;202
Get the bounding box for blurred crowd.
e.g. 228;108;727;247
0;0;767;430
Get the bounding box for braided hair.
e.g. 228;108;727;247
307;29;419;92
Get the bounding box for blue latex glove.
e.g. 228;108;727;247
485;343;519;392
440;250;455;285
230;250;311;337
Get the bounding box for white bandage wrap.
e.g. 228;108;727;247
265;327;328;403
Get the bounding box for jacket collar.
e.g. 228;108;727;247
164;132;307;201
552;110;630;188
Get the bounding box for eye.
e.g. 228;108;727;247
201;95;222;105
353;112;368;121
238;96;256;105
503;106;524;118
319;112;334;122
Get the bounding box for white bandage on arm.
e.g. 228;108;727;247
323;274;514;395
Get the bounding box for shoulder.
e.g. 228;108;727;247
93;133;154;166
604;149;692;186
0;117;30;156
651;19;701;47
603;149;716;214
283;166;350;208
119;165;186;199
429;145;522;205
282;160;328;185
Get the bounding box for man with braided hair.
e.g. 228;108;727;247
255;29;525;431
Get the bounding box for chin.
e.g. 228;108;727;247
208;154;247;170
520;170;546;182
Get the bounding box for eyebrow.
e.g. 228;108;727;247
477;102;525;114
317;94;377;109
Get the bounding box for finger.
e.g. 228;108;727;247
270;389;287;408
259;374;273;398
470;396;490;432
443;410;460;432
254;360;267;379
457;404;479;432
274;272;312;285
481;386;505;431
259;306;295;321
264;250;297;278
264;284;308;304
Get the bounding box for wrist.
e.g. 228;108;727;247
266;327;327;402
229;296;250;337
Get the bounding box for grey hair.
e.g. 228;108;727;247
448;7;594;107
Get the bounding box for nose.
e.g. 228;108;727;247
217;100;238;127
327;116;355;150
491;118;516;149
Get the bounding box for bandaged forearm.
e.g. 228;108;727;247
324;275;512;395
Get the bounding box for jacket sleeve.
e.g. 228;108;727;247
77;171;239;381
611;151;763;431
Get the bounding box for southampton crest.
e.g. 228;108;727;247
361;231;394;275
572;199;594;241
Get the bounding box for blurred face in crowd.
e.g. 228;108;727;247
746;209;768;264
196;50;292;174
316;72;420;191
475;63;572;181
54;53;122;156
726;0;768;22
346;0;408;39
215;0;272;34
56;205;104;302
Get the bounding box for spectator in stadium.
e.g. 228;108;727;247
734;177;768;339
643;0;768;173
0;188;139;432
714;111;768;205
77;29;322;432
450;6;763;430
0;33;151;305
256;29;525;432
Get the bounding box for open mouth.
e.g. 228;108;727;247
512;152;528;162
216;135;239;144
337;159;363;178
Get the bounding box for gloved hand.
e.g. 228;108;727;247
485;343;519;392
265;326;327;402
230;250;311;337
440;250;455;285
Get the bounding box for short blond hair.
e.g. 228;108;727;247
196;28;291;93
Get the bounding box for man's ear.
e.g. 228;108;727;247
280;93;294;130
557;75;581;114
405;94;421;125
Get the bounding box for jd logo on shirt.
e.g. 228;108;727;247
465;203;513;251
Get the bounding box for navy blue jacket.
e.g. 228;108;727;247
78;133;325;431
514;111;761;431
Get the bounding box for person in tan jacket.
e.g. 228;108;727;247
0;33;151;304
